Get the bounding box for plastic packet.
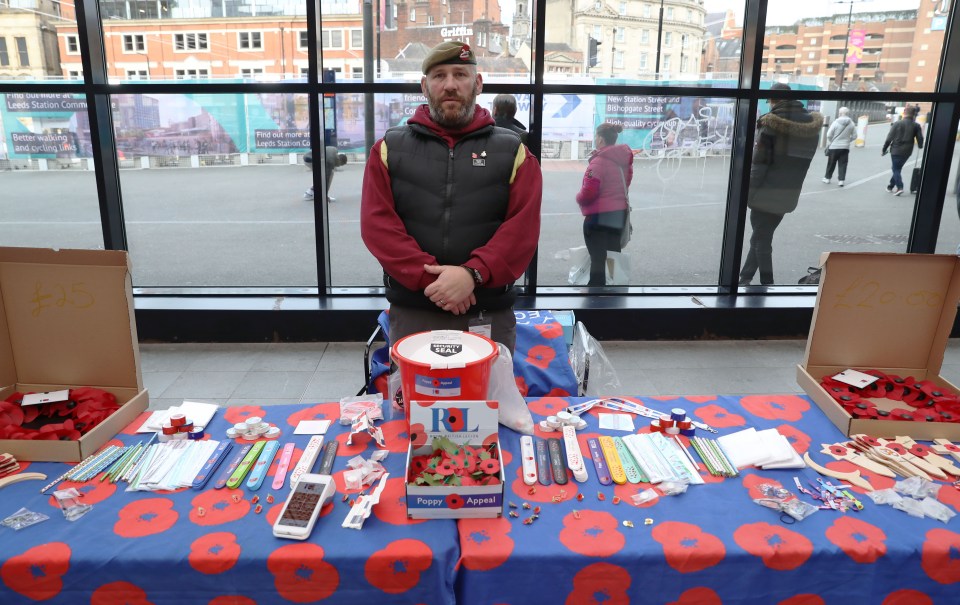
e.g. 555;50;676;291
753;484;818;522
631;488;659;505
921;497;956;524
658;480;689;496
339;394;383;425
569;322;622;397
53;487;93;521
865;488;903;505
892;497;925;518
894;476;941;499
487;344;534;435
2;507;50;531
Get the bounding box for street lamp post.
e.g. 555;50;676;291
654;0;666;79
835;0;867;92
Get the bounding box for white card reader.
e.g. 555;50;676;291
272;473;336;540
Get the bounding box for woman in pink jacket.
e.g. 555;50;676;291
576;122;634;285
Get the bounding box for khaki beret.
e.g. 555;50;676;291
421;41;476;74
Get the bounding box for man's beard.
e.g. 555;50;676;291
427;87;477;129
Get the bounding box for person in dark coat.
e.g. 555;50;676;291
882;105;924;196
304;146;347;202
492;94;528;145
739;83;823;286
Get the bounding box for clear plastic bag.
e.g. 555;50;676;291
2;507;49;530
753;483;818;522
487;344;535;435
569;322;622;397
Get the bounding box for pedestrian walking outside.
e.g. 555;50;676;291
882;105;924;197
739;83;823;286
304;146;347;202
822;107;856;187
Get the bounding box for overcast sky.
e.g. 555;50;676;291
704;0;924;26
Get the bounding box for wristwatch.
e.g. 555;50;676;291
462;265;483;286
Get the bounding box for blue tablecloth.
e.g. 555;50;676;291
0;402;458;605
4;395;960;604
456;395;960;605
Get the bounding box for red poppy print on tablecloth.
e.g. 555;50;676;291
777;424;811;454
114;497;178;538
285;402;339;428
374;476;427;526
777;596;825;605
534;321;564;339
209;597;257;605
49;478;117;507
882;590;933;605
1;542;71;600
921;528;960;583
652;521;726;573
559;510;625;557
267;543;339;603
223;405;266;425
938;482;960;512
460;517;514;571
694;404;746;429
515;375;529;397
364;539;433;594
565;562;631;605
510;470;577;503
189;489;251;526
188;531;242;575
524;345;556;370
825;516;887;564
733;522;813;571
90;581;153;605
740;395;809;422
528;397;571;417
668;587;723;605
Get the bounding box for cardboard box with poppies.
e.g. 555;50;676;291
405;400;503;519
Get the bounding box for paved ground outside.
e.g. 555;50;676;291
4;140;959;288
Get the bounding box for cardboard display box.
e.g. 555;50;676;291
0;247;148;461
405;400;504;519
797;252;960;440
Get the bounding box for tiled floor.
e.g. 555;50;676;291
141;339;960;411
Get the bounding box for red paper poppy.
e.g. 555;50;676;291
364;539;433;594
937;481;960;512
559;509;625;557
189;489;251;526
285;402;338;427
267;543;339;602
534;321;564;339
652;521;726;573
909;442;933;457
733;522;813;570
921;528;960;583
740;395;809;422
209;597;257;605
480;458;500;475
885;442;908;455
459;517;514;571
824;516;887;564
668;587;723;605
528;397;571;417
90;581;152;605
114;497;178;538
881;590;933;605
435;461;455;476
223;405;266;425
565;562;631;605
188;531;242;575
828;444;849;457
694;404;746;429
777;596;825;605
1;542;71;600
